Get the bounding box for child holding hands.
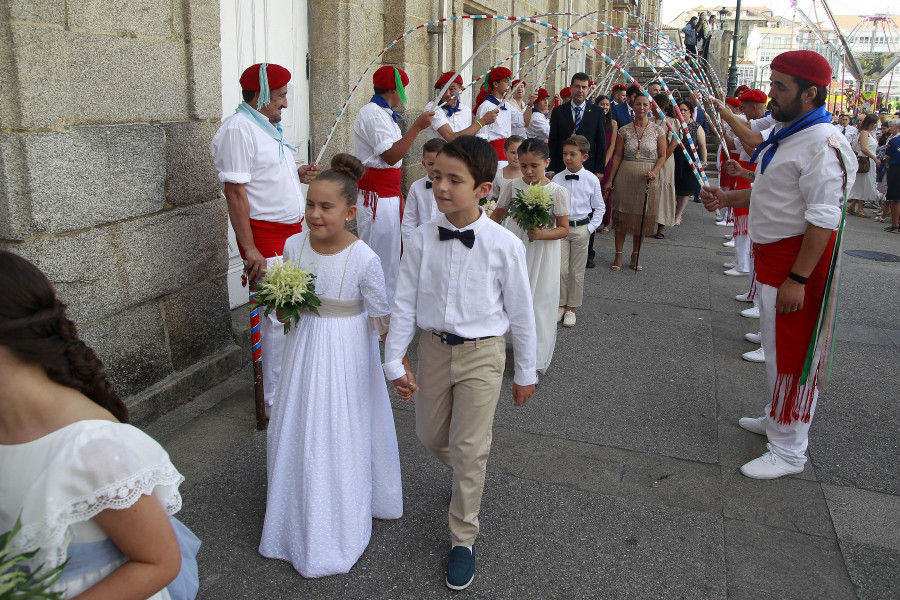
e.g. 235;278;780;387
490;138;569;375
384;136;537;591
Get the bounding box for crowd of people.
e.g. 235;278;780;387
0;48;879;598
681;10;718;59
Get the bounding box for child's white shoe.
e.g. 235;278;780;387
562;310;576;327
557;306;566;323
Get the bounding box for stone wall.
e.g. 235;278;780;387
0;0;239;425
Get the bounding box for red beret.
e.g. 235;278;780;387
373;65;409;90
511;79;523;88
725;97;742;107
240;63;291;91
535;88;549;102
734;85;750;97
560;86;571;99
488;67;512;82
434;71;463;89
612;84;627;92
770;50;832;87
739;89;768;104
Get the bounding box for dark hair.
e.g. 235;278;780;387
242;90;256;103
517;137;550;161
595;94;614;128
792;76;828;108
654;92;676;118
679;98;696;111
504;135;525;151
437;135;497;186
860;114;879;131
571;72;590;85
373;87;390;95
647;80;662;89
563;134;590;154
316;154;365;205
626;84;641;98
423;138;447;155
0;251;128;423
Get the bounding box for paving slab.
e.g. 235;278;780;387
822;484;900;551
838;541;900;600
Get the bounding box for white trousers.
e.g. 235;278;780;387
356;193;401;303
734;233;751;273
261;256;287;406
757;283;819;466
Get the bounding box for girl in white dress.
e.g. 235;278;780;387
0;251;199;600
259;154;403;578
489;138;570;375
490;135;524;201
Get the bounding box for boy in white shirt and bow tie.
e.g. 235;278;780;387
553;135;605;327
401;137;445;241
384;135;537;591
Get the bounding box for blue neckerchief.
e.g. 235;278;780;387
484;94;507;110
751;105;832;174
235;102;296;163
371;94;402;123
442;100;462;117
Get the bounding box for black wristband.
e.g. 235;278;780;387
787;272;808;285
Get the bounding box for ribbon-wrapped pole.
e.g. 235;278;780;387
249;289;267;430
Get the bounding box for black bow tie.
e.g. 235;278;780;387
425;181;433;189
438;226;475;249
565;174;579;181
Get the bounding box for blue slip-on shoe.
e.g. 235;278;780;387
446;546;476;590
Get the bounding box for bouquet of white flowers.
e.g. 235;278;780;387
479;197;498;219
252;256;321;334
508;184;554;239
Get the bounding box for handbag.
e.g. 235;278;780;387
857;155;871;174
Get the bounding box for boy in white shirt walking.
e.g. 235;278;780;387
384;135;537;591
401;137;445;241
553;135;605;327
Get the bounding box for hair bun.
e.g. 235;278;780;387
330;153;365;182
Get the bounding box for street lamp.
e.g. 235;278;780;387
726;2;743;96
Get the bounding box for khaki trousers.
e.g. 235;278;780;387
559;224;590;308
415;332;505;547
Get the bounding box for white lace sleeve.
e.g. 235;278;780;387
360;253;391;335
552;183;569;216
12;422;184;570
497;178;515;208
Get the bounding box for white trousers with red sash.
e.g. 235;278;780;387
757;283;820;465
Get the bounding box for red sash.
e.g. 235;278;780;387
489;138;508;161
239;219;303;259
731;159;755;192
754;232;837;424
718;147;734;190
358;167;403;220
732;160;752;237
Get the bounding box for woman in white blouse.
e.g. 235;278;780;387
848;113;880;217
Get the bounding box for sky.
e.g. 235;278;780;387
661;0;893;26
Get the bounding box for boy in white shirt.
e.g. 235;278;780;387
552;135;604;327
401;137;445;241
384;135;537;591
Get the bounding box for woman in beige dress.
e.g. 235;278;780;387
652;93;680;238
603;93;668;271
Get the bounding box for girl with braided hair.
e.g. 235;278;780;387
0;250;200;599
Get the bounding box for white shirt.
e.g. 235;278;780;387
749;114;779;134
400;177;438;240
838;124;857;144
353;101;402;168
424;100;472;141
210;111;304;223
384;211;537;386
552;168;605;232
749;123;857;245
527;111;550;142
508;102;528;138
475;99;512;142
571;100;588;126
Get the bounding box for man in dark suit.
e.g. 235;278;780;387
549;72;607;267
610;83;639;128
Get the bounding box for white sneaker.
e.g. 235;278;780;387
724;233;733;239
740;447;804;479
557;306;565;323
716;220;733;226
724;261;735;268
741;306;760;319
562;310;576;327
724;268;749;277
723;239;735;247
735;293;753;302
742;347;766;362
738;416;767;435
744;332;762;344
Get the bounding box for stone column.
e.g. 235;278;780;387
0;0;240;424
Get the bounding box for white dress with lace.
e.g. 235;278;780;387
0;420;185;599
259;232;403;578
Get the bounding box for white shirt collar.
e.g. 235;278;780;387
437;209;490;233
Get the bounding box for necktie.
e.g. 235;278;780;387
438;226;475;249
565;174;579;180
574;105;583;131
425;181;433;189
